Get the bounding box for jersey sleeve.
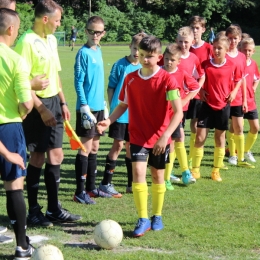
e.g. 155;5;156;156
118;76;128;104
233;62;243;83
194;56;205;79
108;61;120;89
253;61;260;82
166;75;180;101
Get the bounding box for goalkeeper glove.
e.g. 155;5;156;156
80;105;97;130
104;101;109;119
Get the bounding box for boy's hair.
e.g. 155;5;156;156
213;35;230;49
225;24;242;37
216;31;226;38
131;32;146;45
188;15;206;28
0;8;18;34
241;33;250;40
240;37;255;49
87;16;105;27
35;0;63;18
177;26;194;38
139;35;162;54
0;0;16;8
164;43;182;58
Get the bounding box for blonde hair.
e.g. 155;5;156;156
164;43;182;59
240;37;255;49
177;26;194;38
226;24;242;37
188;16;206;28
213;35;230;49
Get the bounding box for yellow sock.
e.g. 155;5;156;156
234;134;244;162
245;132;258;152
164;152;175;181
213;147;225;172
192;147;203;173
175;142;188;172
132;182;148;218
188;132;196;160
152;183;166;216
227;131;236;156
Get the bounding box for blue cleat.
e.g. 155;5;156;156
133;218;151;237
151;215;164;231
182;169;196;185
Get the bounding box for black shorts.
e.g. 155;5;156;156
186;99;202;119
171;123;182;139
181;111;187;128
230;105;243;117
130;143;170;170
108;121;129;142
244;109;258;120
23;95;63;152
197;102;230;131
76;110;105;138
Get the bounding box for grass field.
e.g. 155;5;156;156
0;45;260;260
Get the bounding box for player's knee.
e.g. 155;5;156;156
30;153;45;168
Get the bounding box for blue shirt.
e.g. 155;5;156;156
109;57;141;123
74;45;104;111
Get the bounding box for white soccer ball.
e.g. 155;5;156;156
94;219;123;249
31;244;64;260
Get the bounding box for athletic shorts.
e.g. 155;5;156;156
76;110;105;138
70;37;76;42
130;143;170;170
230;105;243;118
0;123;27;181
23;95;63;153
181;111;187;128
244;109;258;120
197;102;230;130
108;122;129;142
186;99;202;119
171;123;182;139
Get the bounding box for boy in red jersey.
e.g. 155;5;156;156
97;36;183;237
191;36;242;181
162;43;199;189
240;37;259;162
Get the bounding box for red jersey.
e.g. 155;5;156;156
202;59;242;111
245;59;260;111
119;68;179;148
226;51;246;106
190;41;213;64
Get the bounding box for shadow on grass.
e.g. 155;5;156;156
64;242;100;250
0;255;13;260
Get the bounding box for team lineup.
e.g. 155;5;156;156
0;0;259;259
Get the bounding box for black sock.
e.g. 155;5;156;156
44;163;60;212
26;164;42;209
6;190;27;249
75;154;88;194
125;157;132;187
102;155;116;185
86;153;97;191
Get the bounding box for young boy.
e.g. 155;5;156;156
73;16;111;205
191;36;242;181
240;37;259;162
99;33;145;197
0;8;34;258
97;36;183;236
162;43;199;189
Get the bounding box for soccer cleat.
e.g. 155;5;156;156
99;182;122;198
126;186;133;194
228;156;238;165
165;180;174;191
211;171;222;182
87;188;112;198
14;236;34;260
237;160;255;168
244;151;256;163
0;235;13;244
191;170;200;179
151;215;164;231
73;191;96;205
133;218;151;237
170;173;181;183
182;170;196;185
46;208;82;223
27;204;53;227
0;226;7;233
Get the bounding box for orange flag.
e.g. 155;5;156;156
64;120;86;152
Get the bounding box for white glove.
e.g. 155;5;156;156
104;101;109;119
80;105;97;130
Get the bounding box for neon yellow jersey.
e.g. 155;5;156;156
14;29;61;98
0;43;31;124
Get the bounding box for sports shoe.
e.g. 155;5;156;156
46;208;82;223
182;170;196;185
0;226;7;233
133;218;151;237
73;191;96;205
191;170;200;179
14;236;34;260
228;156;237;165
27;204;53;227
244;151;256;163
237;160;255;168
87;188;112;198
0;235;13;244
151;215;164;231
170;173;181;183
126;186;132;193
211;171;222;182
99;182;122;198
165;180;174;191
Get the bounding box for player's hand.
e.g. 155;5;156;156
31;74;50;91
104;101;109;119
5;152;26;170
199;88;208;102
61;105;71;121
96;119;110;134
40;108;57;127
153;135;168;156
242;101;248;113
226;90;237;103
80;105;97;129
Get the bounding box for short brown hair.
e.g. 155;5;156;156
213;35;230;49
131;33;146;45
226;24;242;37
188;16;206;28
0;0;16;8
87;16;105;28
216;31;226;38
164;43;182;59
139;35;162;54
0;8;19;34
35;0;63;18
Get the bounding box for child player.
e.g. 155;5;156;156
191;36;242;181
240;37;259;162
99;33;145;197
73;16;111;205
162;43;200;190
97;36;183;236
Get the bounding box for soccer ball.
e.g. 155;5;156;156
31;244;64;260
94;219;123;249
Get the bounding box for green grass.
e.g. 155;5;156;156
1;46;260;260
